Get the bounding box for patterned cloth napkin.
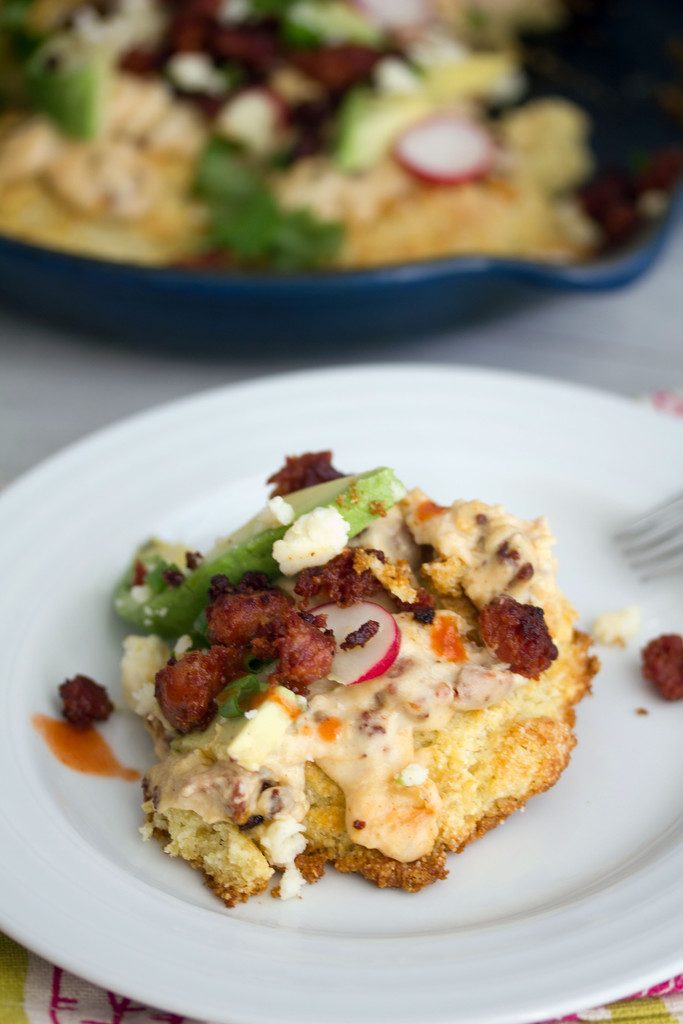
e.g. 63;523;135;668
2;390;681;1024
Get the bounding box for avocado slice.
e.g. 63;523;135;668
226;685;302;771
336;87;433;174
26;36;109;139
281;1;384;48
335;52;514;173
169;685;301;765
113;466;407;639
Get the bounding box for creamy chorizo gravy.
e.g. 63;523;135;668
131;491;559;871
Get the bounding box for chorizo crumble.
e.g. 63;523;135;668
59;675;114;728
641;634;683;701
94;450;596;905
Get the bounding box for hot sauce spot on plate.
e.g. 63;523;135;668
318;716;342;742
416;500;447;522
431;616;467;663
32;714;140;781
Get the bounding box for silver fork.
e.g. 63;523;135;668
615;490;683;579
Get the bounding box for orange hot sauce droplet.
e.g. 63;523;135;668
430;616;467;663
32;715;140;782
416;499;448;522
317;716;343;742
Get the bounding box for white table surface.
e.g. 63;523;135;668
2;228;682;483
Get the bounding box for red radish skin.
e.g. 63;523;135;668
313;601;401;685
394;115;495;186
352;0;433;28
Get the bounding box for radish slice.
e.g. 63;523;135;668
394;115;494;185
215;88;287;156
314;601;400;686
352;0;432;28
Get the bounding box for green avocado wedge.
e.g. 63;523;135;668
281;1;384;48
26;38;109;139
113;467;406;639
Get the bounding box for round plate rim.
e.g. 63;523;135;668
1;363;682;1024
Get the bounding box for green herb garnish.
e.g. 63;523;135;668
191;609;209;647
251;0;299;16
466;5;489;30
280;19;323;48
217;674;270;718
195;138;342;270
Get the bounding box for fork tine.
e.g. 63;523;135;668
614;490;683;540
641;551;683;580
628;539;683;571
619;518;683;555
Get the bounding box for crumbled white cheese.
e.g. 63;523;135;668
374;57;421;95
269;495;295;525
259;495;296;528
73;6;107;44
173;634;193;658
592;606;641;647
395;763;428;787
260;816;307;867
166;53;226;96
489;68;527;105
130;681;157;718
279;862;306;900
218;0;252;22
73;0;163;56
121;634;170;715
638;190;668;219
272;506;350;575
409;28;468;69
130;583;152;604
244;709;258;720
215;90;279;155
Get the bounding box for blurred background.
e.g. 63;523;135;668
0;0;681;477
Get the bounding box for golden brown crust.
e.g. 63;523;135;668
298;625;597;894
145;807;273;908
300;843;449;892
143;623;598;901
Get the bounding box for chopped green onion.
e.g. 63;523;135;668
191;609;209;647
217;674;270;718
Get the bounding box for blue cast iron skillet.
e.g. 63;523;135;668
0;0;680;349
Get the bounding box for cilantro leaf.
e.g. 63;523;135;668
196;138;342;270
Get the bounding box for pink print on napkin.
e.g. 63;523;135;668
649;389;683;417
48;967;189;1024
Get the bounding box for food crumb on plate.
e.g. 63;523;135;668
591;606;641;647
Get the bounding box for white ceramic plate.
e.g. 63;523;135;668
1;365;682;1024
